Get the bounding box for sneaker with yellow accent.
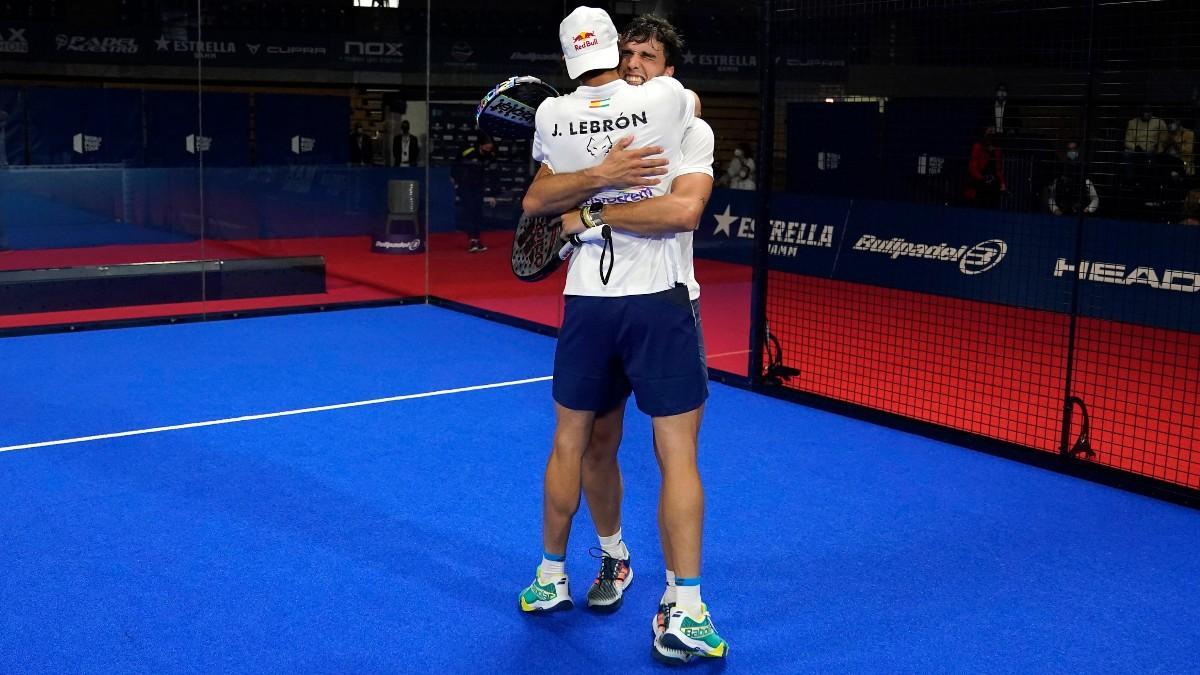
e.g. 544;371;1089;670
518;567;573;613
659;604;728;658
650;602;695;665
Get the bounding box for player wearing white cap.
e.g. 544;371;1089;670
517;6;727;662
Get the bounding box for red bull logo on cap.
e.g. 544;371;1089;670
573;30;598;51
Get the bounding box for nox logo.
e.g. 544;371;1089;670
1053;258;1198;293
0;27;28;53
291;136;316;154
185;134;212;154
344;41;403;57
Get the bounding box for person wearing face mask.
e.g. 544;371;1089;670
1048;141;1099;216
730;162;755;190
1158;119;1194;175
718;143;754;189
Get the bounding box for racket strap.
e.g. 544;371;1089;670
598;227;613;285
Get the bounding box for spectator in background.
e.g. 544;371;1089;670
717;142;754;189
451;134;497;252
1125;104;1166;178
1181;189;1200;225
993;83;1009;135
349;124;374;166
965;127;1006;208
1150;136;1190;209
392;119;420;167
729;161;755;190
1048;141;1099;216
1159;118;1194;175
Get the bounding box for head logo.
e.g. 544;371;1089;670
959;239;1007;275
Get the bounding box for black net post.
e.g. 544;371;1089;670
749;0;776;388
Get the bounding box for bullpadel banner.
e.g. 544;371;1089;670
696;189;1200;334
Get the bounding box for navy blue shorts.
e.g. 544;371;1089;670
553;284;708;417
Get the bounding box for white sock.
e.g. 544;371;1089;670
675;578;702;615
661;570;677;605
540;553;566;581
598;529;629;559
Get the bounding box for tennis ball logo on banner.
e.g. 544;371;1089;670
291;136;316;155
72;133;102;154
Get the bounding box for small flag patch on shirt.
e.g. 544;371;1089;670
589;98;611;108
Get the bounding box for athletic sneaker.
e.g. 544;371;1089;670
585;547;633;612
518;567;572;613
468;239;488;253
651;602;695;665
659;604;728;658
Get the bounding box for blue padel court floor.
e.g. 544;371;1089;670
1;305;1198;672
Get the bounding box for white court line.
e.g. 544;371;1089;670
0;375;553;454
708;350;751;359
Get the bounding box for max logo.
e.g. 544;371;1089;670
573;30;598;51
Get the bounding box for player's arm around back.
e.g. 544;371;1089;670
522;136;670;217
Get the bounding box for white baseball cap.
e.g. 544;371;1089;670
559;6;620;80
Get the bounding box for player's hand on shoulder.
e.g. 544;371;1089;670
590;135;668;190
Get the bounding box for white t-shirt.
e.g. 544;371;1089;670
675;118;715;302
532;76;695;296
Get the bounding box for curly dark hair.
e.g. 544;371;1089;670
619;14;686;68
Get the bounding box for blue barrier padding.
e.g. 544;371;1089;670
144;91;251;167
0;165;457;247
25;87;142;165
255;94;350;166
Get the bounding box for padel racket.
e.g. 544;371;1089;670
511;213;611;282
476;76;559;140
